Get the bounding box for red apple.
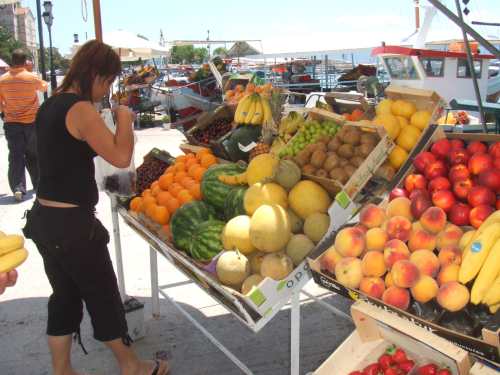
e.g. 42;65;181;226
467;141;488;155
413;152;436;173
467;186;496;207
431;139;452;159
428;177;451;194
468;153;494;175
496;199;500;210
404;174;427;193
425;160;448;180
409;188;430;201
453;178;474;200
495;158;500;170
448;149;470;166
470;205;495;229
432;190;456;212
489;142;500;159
448;164;471;183
450;139;465;150
411;195;432;219
478;169;500;192
389;188;409;201
449;203;471;226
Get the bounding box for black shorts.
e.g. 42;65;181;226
23;201;128;342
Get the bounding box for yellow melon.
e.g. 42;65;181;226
246;153;279;185
376;99;394;116
391;99;416;119
216;251;250;287
244;182;288;215
249;204;291;253
222;215;256;255
396;116;409;128
260;253;294;280
411;110;432;130
289;180;331;219
373;114;401;140
389;145;409;169
396;125;421;152
241;274;264;295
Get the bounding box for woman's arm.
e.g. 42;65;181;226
66;102;134;168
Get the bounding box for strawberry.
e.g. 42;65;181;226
348;372;363;375
363;363;382;375
437;370;452;375
378;354;394;370
384;368;401;375
398;360;415;374
392;348;408;364
418;364;438;375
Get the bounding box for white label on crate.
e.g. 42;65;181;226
238;142;257;152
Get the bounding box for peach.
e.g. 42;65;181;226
386;197;413;220
408;228;437;252
437;264;460;286
319;245;343;274
437;281;470;312
361;251;387;277
409;249;440;278
411;275;439;303
360;277;386;299
334;227;365;257
335;257;363;289
412;221;424;231
438;246;462;267
420;206;447;234
359;204;386;229
366;228;388;252
436;224;463;250
354;224;368;234
385;272;394;288
382;286;410;310
391;260;420;288
383;239;410;269
386;216;412;242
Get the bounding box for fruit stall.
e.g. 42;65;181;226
106;81;499;374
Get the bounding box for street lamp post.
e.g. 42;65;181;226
42;1;57;91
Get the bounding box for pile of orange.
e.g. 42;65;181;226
129;148;218;235
225;83;273;104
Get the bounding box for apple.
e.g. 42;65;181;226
448;164;470;183
467;186;496;207
411;195;432;219
425;160;448;180
448;149;470;166
489;142;500;159
404;174;427;193
468;153;494;175
467;141;487;155
389;188;409;201
431;139;452;159
449;203;471;226
450;139;465;150
413;152;436;173
409;188;430;201
497;199;500;210
478;169;500;192
432;190;456;212
470;205;495;229
428;177;451;194
495;158;500;170
453;178;474;200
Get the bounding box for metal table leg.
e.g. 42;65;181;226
290;292;301;375
110;196;126;301
149;245;160;318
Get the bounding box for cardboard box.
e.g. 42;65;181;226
314;301;471;375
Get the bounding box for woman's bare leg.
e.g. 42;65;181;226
48;335;84;375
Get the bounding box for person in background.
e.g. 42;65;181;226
0;49;48;202
0;270;18;295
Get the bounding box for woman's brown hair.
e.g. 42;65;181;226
55;40;121;100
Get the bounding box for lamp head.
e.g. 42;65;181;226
43;1;52;13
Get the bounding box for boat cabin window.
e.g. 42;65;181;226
419;57;445;77
383;56;418;80
457;59;482;79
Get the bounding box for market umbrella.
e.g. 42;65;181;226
104;30;169;61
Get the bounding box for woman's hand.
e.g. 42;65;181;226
0;270;18;295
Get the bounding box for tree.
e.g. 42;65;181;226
170;45;209;64
38;47;70;72
193;47;208;63
213;47;228;57
0;26;25;65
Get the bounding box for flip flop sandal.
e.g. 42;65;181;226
151;359;169;375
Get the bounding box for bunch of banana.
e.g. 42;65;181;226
0;231;28;273
234;93;272;126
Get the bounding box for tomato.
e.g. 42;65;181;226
418;364;438;375
392;348;408;364
437;370;452;375
397;360;415;374
363;363;382;375
378;354;394;370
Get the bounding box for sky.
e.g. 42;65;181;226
22;0;500;56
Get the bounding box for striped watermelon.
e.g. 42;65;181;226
189;220;225;262
224;187;247;221
171;201;217;252
201;163;246;212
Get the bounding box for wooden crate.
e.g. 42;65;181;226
184;104;234;147
314;301;471;375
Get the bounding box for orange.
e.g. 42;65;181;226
235;84;244;93
185;158;199;170
151;181;159;190
188;164;201;178
177;190;194;204
145;203;158;218
157;191;173;207
129;197;144;212
141;188;152;197
225;89;235;98
168;183;184;197
245;83;256;93
185;153;196;160
174;171;187;183
175;162;186;172
195;148;211;160
143;195;156;208
175;155;187;164
159;173;174;190
151;184;162;197
189;183;202;200
165;166;175;174
255;86;263;94
181;177;196;188
200;153;217;168
152;205;170;225
166;197;181;213
193;166;207;181
162;224;173;241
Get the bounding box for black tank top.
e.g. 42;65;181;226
36;93;98;208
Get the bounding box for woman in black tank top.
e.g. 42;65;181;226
23;40;169;375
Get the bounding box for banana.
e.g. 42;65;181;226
463;210;500;258
261;96;272;124
489;303;499;314
482;274;500;306
0;231;5;238
250;96;264;125
471;239;500;304
234;95;252;123
0;247;28;273
459;230;475;251
459;223;500;284
244;96;257;124
0;235;24;256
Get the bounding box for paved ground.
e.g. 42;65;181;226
0;124;354;375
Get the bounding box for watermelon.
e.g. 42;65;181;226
201;163;246;212
170;201;217;252
224;186;247;221
222;125;262;162
189;220;225;262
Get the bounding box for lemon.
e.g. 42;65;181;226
396;125;422;151
389;145;409;169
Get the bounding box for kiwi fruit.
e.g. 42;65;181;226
315;142;328;153
302;164;316;175
350;156;364;168
359;142;375;157
329;168;348;184
327;137;342;151
342;129;361;145
315;169;328;178
317;135;331;144
311;150;327;168
360;133;379;144
375;163;396;181
293;154;309;167
344;164;357;177
339;158;350;167
305;143;317;154
337;144;354;159
336;127;350;142
323;154;340;171
297;148;312;160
